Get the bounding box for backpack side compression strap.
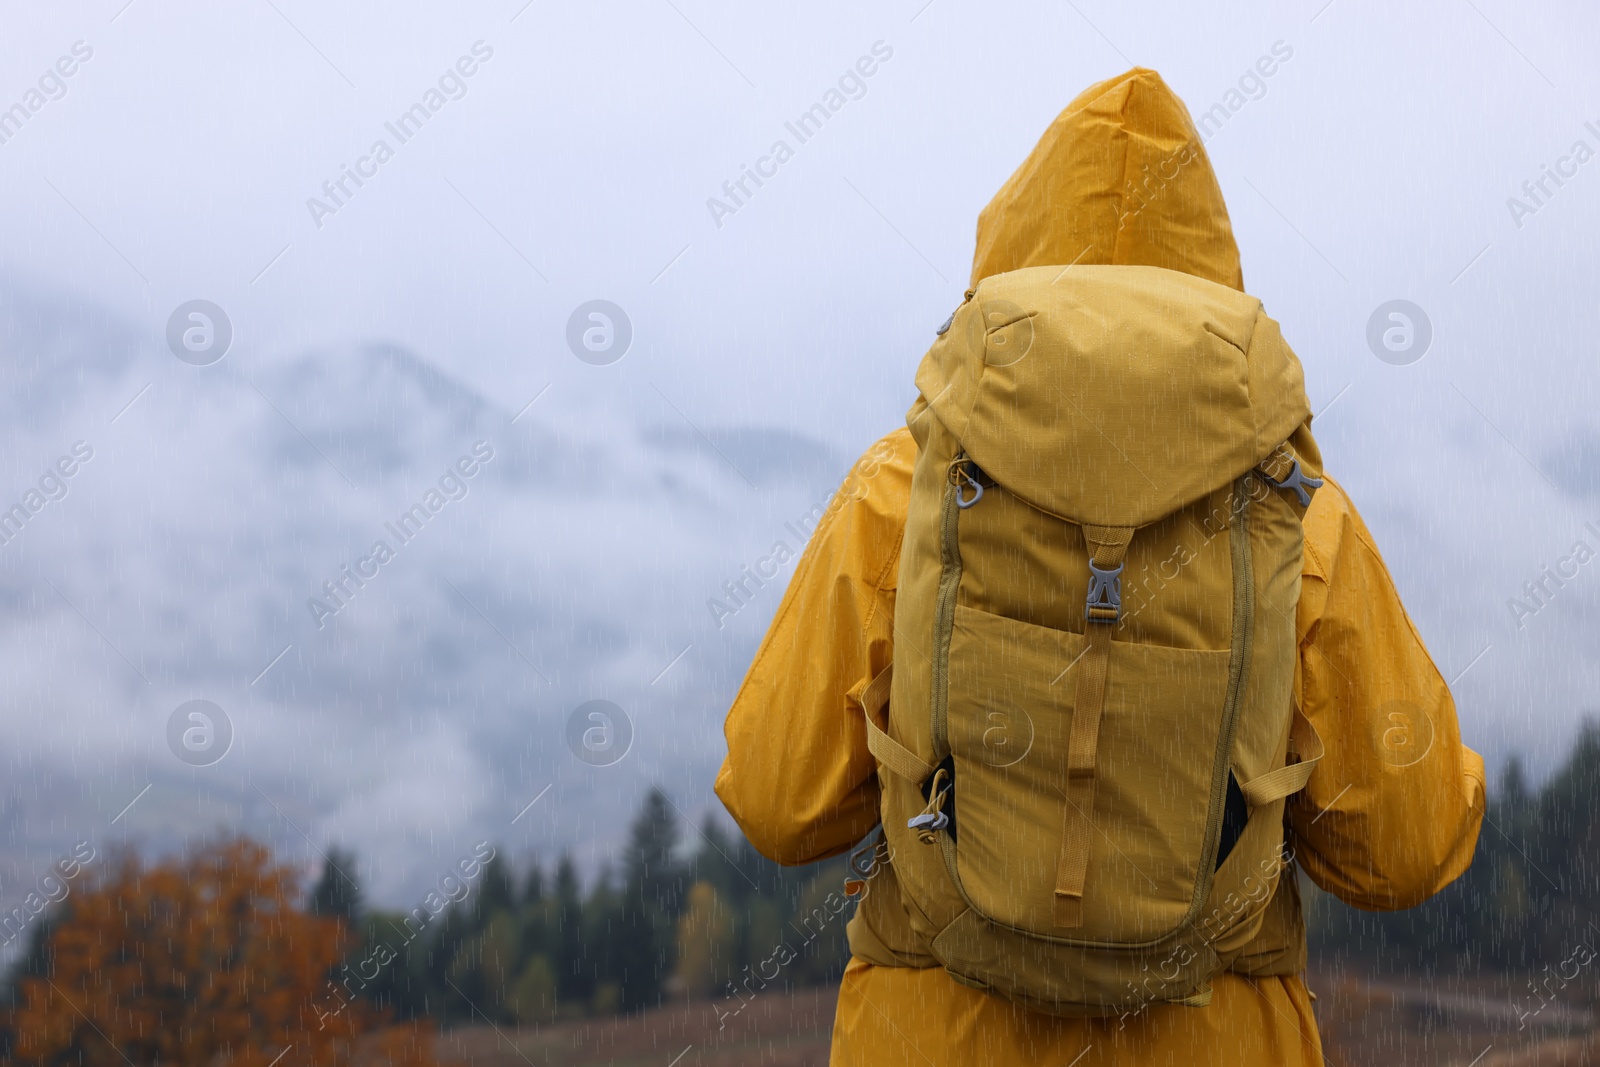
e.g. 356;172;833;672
1054;523;1134;928
1238;707;1323;806
859;665;936;784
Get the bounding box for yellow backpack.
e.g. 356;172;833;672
849;263;1325;1017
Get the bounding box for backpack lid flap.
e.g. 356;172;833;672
914;264;1311;527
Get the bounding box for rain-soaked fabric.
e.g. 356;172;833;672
715;67;1485;1065
969;67;1245;291
871;262;1321;1006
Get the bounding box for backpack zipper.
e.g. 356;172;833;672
928;454;969;764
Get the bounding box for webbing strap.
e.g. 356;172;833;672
1257;446;1297;484
858;665;935;783
1238;708;1324;807
860;663;893;721
1054;524;1134;928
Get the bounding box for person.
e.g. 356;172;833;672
715;67;1484;1066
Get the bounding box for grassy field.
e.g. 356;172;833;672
435;972;1600;1066
1310;968;1598;1066
436;986;835;1067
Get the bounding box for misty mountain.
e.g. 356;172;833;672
0;279;848;921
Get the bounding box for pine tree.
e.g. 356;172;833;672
308;846;364;921
625;788;685;915
691;815;744;906
553;854;588;1006
521;858;546;908
615;789;686;1010
585;864;623;1014
473;852;517;931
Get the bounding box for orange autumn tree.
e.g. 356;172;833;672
6;837;441;1067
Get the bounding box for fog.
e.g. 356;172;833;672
0;0;1596;916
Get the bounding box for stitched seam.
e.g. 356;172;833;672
861;527;905;633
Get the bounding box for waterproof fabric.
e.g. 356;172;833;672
917;266;1311;527
970;67;1244;291
865;263;1323;1012
716;68;1485;1065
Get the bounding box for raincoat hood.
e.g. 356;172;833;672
912;68;1307;527
970;68;1244;291
721;70;1484;1067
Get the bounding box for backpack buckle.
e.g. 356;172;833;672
1265;458;1324;507
1085;561;1123;623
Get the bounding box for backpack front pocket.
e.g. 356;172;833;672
943;604;1233;947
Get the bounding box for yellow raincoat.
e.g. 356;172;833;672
716;68;1485;1066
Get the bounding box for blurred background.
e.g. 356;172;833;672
1;0;1598;1063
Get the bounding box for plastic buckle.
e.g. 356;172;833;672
1085;561;1123;623
1267;459;1324;508
907;811;949;833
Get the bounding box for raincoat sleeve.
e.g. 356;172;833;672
715;429;915;866
1288;476;1487;910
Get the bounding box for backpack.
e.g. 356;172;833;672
851;263;1325;1018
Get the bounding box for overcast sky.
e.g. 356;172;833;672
0;0;1597;915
